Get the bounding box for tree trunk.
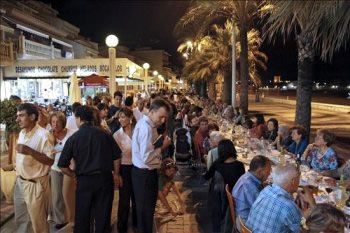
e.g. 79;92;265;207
208;79;216;101
194;80;201;96
223;70;232;104
200;80;207;98
239;24;249;115
295;34;315;135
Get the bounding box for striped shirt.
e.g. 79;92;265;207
16;124;54;179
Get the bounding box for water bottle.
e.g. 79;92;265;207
296;153;301;164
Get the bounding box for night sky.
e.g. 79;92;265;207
43;0;350;83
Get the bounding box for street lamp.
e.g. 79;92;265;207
127;66;136;96
143;63;150;94
152;71;159;90
158;74;163;89
105;34;119;96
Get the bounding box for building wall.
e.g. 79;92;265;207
0;0;99;60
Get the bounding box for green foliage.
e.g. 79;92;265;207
0;99;20;133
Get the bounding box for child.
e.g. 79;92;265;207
158;159;184;217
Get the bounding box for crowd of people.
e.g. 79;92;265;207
9;89;349;233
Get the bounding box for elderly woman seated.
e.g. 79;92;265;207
205;131;225;170
222;105;235;122
302;129;338;171
286;125;308;156
272;124;293;150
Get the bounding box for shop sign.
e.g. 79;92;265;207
4;58;139;78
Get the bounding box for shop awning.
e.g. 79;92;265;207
79;74;108;87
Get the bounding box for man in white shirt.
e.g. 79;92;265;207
133;98;149;122
14;103;54;233
65;102;81;133
132;97;172;233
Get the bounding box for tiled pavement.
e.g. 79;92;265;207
0;163;210;233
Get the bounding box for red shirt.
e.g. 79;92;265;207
249;124;267;139
194;129;208;159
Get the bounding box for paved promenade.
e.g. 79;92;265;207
0;163;210;233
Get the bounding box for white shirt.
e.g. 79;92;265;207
113;127;132;165
16;124;54;179
51;129;74;172
133;107;149;122
132;115;162;169
66;114;78;133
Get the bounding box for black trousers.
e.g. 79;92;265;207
74;172;114;233
132;166;158;233
117;165;137;233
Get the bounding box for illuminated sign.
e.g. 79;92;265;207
5;58;140;78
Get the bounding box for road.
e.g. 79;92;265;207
260;89;350;106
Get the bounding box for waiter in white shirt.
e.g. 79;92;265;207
132;97;172;233
14;103;54;233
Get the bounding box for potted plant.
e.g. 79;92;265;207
0;99;20;204
0;99;20;165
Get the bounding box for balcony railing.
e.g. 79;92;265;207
54;48;62;59
24;39;53;59
0;41;14;65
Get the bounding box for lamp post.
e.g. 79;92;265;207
152;70;158;90
105;34;119;96
127;66;136;95
158;74;163;89
143;63;150;94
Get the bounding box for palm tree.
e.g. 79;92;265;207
179;21;268;102
264;1;350;134
175;0;269;114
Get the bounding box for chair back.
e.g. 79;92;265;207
239;216;252;233
225;184;236;225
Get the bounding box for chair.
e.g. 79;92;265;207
239;216;252;233
225;184;236;225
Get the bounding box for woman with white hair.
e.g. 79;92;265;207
205;131;225;170
272;124;293;150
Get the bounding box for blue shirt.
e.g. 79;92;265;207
287;137;308;155
232;171;262;222
246;184;301;233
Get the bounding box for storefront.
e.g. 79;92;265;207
3;58;143;102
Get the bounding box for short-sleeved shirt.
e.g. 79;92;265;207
247;184;301;233
309;147;338;171
232;171;263;222
58;123;121;176
16;124;54;179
